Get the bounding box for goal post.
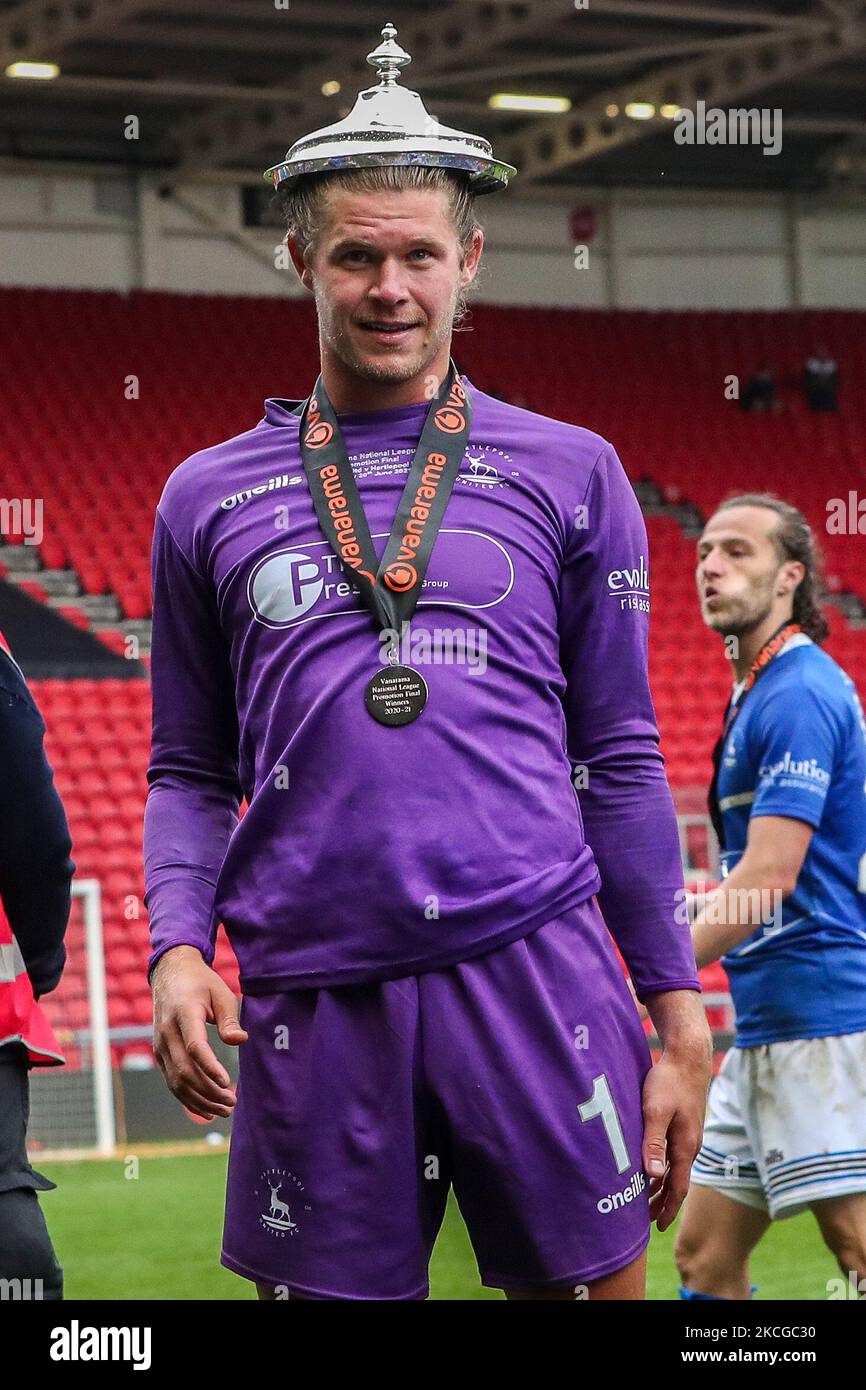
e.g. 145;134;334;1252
27;877;116;1157
81;876;115;1156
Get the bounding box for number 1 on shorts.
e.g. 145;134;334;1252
578;1073;631;1175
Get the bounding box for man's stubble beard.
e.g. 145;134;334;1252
706;572;777;640
314;277;461;387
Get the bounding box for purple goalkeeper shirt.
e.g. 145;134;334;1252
144;375;700;998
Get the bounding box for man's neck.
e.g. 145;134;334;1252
729;609;796;682
320;345;452;413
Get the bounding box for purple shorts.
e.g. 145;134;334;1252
221;896;653;1299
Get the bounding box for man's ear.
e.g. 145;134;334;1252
780;559;806;597
286;233;314;291
460;228;484;289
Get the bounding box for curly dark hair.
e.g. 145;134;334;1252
714;492;830;643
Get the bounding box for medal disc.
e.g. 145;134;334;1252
364;664;428;726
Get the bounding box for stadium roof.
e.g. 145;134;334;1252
1;0;865;196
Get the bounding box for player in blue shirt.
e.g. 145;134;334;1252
676;493;866;1300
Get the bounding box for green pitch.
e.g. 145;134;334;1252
39;1150;838;1301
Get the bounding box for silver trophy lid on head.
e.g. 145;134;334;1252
264;22;517;196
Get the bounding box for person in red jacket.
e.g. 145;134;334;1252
0;633;74;1300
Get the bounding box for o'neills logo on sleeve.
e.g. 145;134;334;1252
313;459;376;585
384;450;449;592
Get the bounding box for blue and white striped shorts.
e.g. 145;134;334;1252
691;1030;866;1219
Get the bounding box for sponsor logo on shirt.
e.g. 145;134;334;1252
220;474;301;510
248;530;514;629
596;1169;646;1213
758;752;831;788
606;555;650;612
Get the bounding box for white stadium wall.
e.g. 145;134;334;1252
1;166;866;310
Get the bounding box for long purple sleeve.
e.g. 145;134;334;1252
144;510;241;977
559;445;700;999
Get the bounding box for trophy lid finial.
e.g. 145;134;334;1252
367;23;411;86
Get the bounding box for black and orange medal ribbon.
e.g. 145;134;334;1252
298;359;472;723
708;620;802;849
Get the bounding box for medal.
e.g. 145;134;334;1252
364;660;429;726
297;359;472;725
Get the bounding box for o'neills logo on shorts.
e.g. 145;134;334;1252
597;1170;646;1213
304;394;334;450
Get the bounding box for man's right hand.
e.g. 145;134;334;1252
151;945;248;1120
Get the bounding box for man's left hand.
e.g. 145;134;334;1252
640;1003;712;1231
